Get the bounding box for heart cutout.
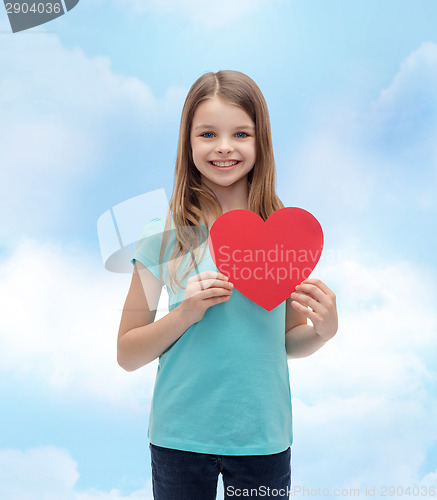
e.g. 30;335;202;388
208;207;324;311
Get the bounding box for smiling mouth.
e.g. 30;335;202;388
209;161;241;168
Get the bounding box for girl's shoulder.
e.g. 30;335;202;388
140;213;174;235
134;216;171;257
134;214;176;265
139;214;210;247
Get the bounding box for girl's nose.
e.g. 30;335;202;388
216;140;234;155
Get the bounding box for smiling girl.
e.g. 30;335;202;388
117;70;338;499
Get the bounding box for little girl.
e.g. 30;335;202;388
117;70;338;499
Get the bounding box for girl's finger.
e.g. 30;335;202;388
200;287;233;300
197;278;233;291
299;278;332;296
291;299;317;323
191;271;229;283
294;282;325;303
290;291;319;312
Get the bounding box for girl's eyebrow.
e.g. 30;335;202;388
193;124;255;131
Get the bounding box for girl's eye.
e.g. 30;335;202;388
201;132;249;138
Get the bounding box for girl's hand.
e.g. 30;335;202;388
178;271;234;324
290;278;338;342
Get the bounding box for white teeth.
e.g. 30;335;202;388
211;161;238;167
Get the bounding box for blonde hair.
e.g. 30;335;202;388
158;70;284;292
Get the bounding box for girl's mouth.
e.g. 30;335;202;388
209;161;241;171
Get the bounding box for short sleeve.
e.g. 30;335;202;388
131;216;168;283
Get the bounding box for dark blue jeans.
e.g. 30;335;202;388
149;442;291;499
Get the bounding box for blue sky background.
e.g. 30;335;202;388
0;1;436;498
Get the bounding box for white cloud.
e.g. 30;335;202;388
421;467;437;487
0;32;187;244
110;0;282;28
0;235;170;407
291;394;436;495
366;41;437;168
285;42;437;225
0;446;153;500
373;41;437;120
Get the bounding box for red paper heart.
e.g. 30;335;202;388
208;207;324;311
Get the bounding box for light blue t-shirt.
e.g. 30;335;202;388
131;214;293;455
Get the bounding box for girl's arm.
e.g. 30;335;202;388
286;324;329;359
117;261;195;371
285;278;338;359
117;264;232;371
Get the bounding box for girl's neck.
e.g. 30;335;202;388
199;178;249;227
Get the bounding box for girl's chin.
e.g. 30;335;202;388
201;177;249;192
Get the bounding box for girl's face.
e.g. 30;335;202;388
190;96;256;192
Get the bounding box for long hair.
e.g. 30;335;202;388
158;70;284;292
